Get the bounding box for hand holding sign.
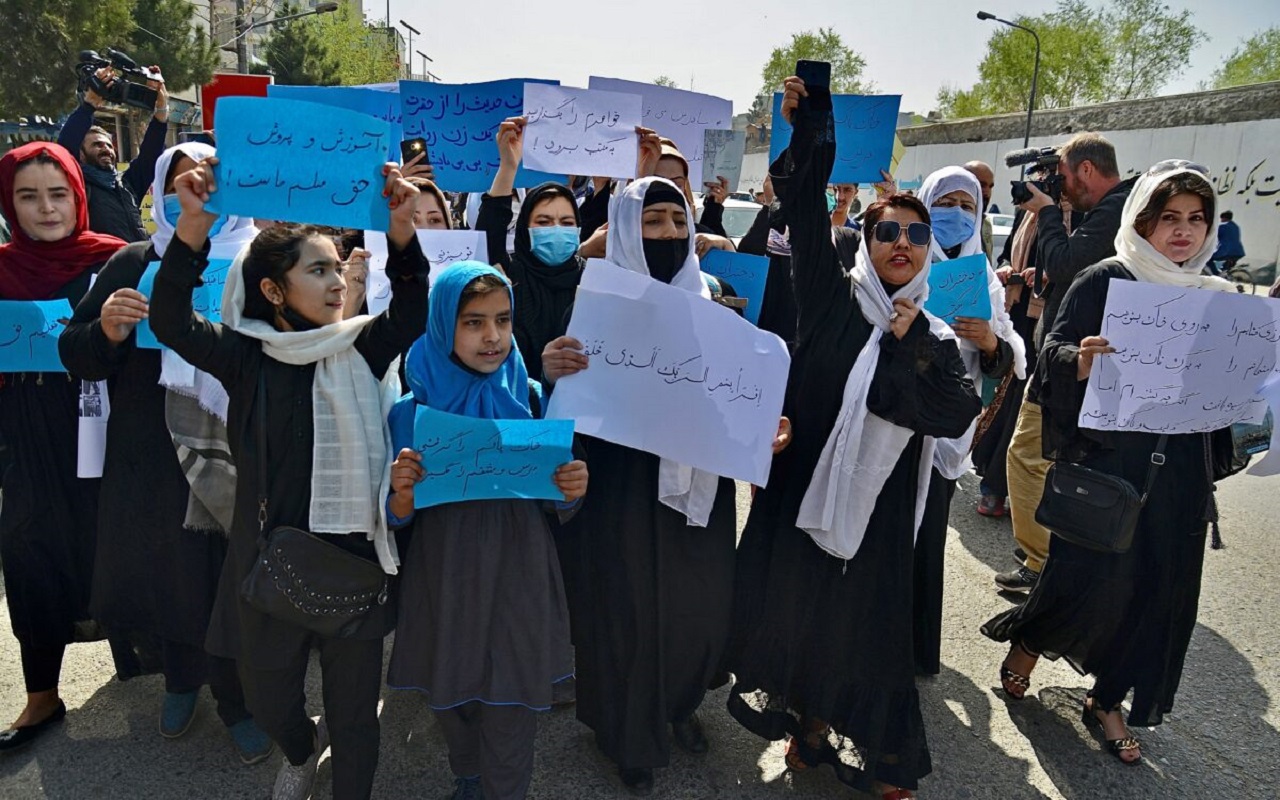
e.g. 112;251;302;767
925;253;993;326
0;299;72;372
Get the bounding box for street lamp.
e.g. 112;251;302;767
398;20;420;79
977;10;1040;149
229;1;339;74
416;49;433;79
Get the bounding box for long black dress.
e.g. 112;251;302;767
58;242;229;654
0;270;101;658
982;261;1236;727
724;97;981;793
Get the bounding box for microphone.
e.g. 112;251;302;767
1004;146;1053;168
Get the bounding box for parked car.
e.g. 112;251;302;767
693;193;763;248
988;212;1014;259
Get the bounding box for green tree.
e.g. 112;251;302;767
1212;26;1280;88
759;27;870;100
127;0;219;93
1104;0;1206;100
653;75;679;88
313;2;400;86
257;3;339;86
0;0;134;118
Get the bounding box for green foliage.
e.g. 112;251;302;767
1212;27;1280;89
257;3;339;86
312;3;400;87
0;0;134;118
1104;0;1206;100
653;76;679;88
127;0;219;92
759;27;869;100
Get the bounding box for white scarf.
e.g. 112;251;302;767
797;237;955;560
1113;165;1236;292
606;177;721;526
917;167;1028;480
221;248;402;574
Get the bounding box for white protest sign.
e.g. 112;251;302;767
1080;279;1280;435
701;129;746;192
522;84;641;180
363;230;489;314
545;260;790;486
77;378;110;478
588;77;733;180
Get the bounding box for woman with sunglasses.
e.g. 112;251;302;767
724;77;980;800
982;162;1240;765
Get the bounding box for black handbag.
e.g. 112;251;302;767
239;373;389;639
1035;435;1168;554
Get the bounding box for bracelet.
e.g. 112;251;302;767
156;105;171;118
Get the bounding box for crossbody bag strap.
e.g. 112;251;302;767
256;370;269;533
1138;433;1170;505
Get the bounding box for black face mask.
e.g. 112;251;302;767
279;303;321;333
642;237;689;284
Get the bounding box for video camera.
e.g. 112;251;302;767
76;49;160;112
1004;146;1064;205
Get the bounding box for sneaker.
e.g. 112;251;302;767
450;775;484;800
995;565;1040;593
229;717;275;765
272;718;328;800
976;495;1006;517
159;691;199;739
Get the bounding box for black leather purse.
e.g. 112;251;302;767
1035;435;1167;554
239;374;389;639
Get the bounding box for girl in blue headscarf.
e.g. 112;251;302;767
384;261;587;800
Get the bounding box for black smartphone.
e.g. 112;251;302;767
179;130;216;146
400;137;429;165
796;60;831;92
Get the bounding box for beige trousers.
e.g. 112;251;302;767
1006;398;1052;572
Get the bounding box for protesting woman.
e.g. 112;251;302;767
911;166;1024;676
982;162;1241;765
58;142;270;760
150;156;427;799
0;142;125;751
724;78;980;799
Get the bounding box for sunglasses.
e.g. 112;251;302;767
873;220;932;247
1145;159;1209;177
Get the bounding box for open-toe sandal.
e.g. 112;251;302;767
1082;697;1142;765
998;643;1037;700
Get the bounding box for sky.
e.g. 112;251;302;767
364;0;1280;116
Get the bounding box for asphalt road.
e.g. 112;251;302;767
2;472;1278;799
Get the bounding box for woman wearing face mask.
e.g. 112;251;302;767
0;143;125;752
910;167;1024;677
149;156;427;800
57;142;271;759
540;177;747;796
982;163;1240;766
477;118;585;383
724;79;980;800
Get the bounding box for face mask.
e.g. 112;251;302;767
528;225;580;266
162;193;228;237
641;237;689;284
930;205;976;249
825;190;837;214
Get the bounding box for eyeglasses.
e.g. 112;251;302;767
1145;159;1209;177
873;220;932;247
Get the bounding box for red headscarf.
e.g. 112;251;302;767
0;142;126;300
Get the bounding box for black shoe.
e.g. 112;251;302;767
995;565;1040;593
672;713;709;754
0;701;67;752
1013;547;1027;564
618;767;654;796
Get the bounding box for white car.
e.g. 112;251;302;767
693;194;764;248
988;212;1014;258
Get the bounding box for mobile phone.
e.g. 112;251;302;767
796;60;831;92
179;130;216;146
400;137;429;166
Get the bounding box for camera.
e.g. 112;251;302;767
76;49;159;111
1004;146;1064;205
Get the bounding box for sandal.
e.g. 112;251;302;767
783;736;809;771
1082;696;1142;765
998;643;1037;700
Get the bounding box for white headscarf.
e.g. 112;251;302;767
917;166;1027;480
604;176;719;527
797;235;955;561
1113;163;1236;292
220;247;403;573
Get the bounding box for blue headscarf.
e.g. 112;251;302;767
403;261;533;420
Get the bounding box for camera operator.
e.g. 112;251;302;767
995;132;1137;594
55;65;170;242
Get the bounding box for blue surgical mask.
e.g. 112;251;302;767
930;205;976;249
528;225;580;266
161;193;228;237
825;190;837;214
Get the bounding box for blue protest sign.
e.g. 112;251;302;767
208;96;392;230
699;250;769;325
769;94;901;184
925;253;993;325
0;299;72;372
135;259;232;349
267;85;403;159
412;405;574;509
398;79;565;193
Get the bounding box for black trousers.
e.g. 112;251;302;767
19;641;66;694
240;635;383;800
162;639;251;727
435;702;537;800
